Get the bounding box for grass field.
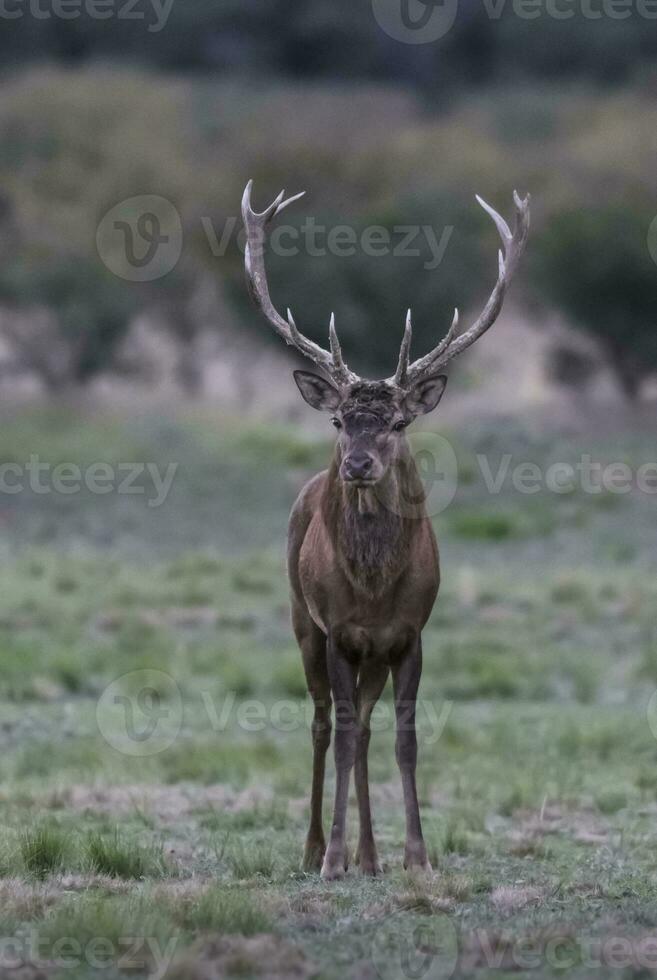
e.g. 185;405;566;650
0;406;656;979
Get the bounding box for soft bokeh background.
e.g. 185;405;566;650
0;5;656;979
0;4;654;413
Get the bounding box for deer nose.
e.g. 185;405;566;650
344;454;373;481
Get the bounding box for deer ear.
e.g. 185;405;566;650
403;374;448;417
293;371;341;412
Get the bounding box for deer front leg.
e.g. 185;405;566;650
354;660;389;876
294;607;332;873
392;637;431;872
303;690;332;872
321;634;358;880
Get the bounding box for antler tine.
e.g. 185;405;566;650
393;309;413;386
388;307;459;387
328;312;349;378
241;180;306;226
399;191;530;387
430;306;460;363
241;181;357;386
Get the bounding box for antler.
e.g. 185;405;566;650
389;191;530;388
241;180;358;386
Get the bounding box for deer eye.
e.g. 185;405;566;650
331;418;342;430
393;420;407;432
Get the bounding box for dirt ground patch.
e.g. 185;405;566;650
41;784;273;825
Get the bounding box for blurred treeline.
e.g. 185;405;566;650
0;1;654;400
2;0;656;86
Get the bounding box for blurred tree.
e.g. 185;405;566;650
547;345;598;390
533;204;657;400
0;0;654;91
0;254;139;391
149;266;214;397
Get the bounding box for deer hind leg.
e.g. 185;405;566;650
392;637;431;872
294;605;332;873
354;659;389;876
321;633;358;880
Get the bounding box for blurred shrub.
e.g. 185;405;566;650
0;254;138;389
0;68;653;393
532;202;657;399
0;69;221;391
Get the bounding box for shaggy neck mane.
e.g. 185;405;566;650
322;443;426;596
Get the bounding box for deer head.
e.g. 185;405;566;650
241;180;530;487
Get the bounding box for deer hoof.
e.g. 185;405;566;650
356;846;382;876
320;847;347;880
302;839;326;873
405;860;433;874
359;858;383;876
404;844;432;873
320;863;346;881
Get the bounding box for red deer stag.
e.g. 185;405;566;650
241;181;530;878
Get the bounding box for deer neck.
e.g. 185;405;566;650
324;445;425;596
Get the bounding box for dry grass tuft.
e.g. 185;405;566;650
167;934;315;980
0;879;60;920
491;885;544;913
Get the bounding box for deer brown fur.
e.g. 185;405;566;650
289;383;441;876
241;181;530;877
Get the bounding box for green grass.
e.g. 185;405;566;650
84;830;166;879
20;824;68;879
161;740;282;786
173;885;272;935
226;840;276;880
40;893;177;975
198;800;289;833
0;409;653;978
449;510;523;540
